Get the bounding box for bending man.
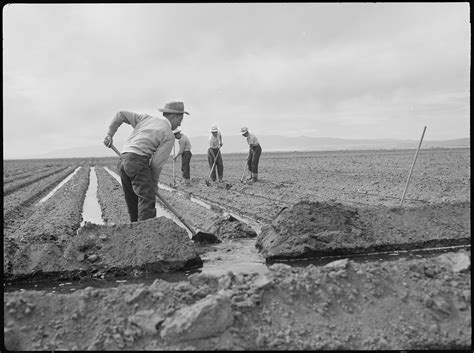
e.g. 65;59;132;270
103;102;190;222
241;127;262;183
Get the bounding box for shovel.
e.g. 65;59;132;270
108;144;220;244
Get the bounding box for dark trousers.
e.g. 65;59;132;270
247;144;262;173
181;151;192;179
207;148;223;181
119;152;156;222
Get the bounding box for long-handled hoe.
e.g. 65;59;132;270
205;148;221;187
108;144;220;244
240;159;251;184
205;148;232;189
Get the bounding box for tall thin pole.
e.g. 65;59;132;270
400;126;427;206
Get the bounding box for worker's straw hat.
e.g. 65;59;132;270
210;125;219;132
240;127;248;134
158;101;190;115
173;129;182;135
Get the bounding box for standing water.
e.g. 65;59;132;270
80;167;104;226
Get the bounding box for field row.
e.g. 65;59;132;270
152;148;470;209
4;148;470;233
4;167;77;230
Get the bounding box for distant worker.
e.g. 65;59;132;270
173;129;192;186
241;127;262;183
208;125;224;182
103;101;190;222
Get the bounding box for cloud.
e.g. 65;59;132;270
2;3;470;158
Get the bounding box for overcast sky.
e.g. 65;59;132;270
3;3;470;159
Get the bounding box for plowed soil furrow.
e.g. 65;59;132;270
3;163;44;179
95;166;130;224
194;192;277;224
10;166;91;244
158;189;224;233
3;166;53;185
3;167;77;230
3;166;70;196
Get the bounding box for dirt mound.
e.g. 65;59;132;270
5;217;203;282
256;200;470;260
210;215;258;240
4;251;470;350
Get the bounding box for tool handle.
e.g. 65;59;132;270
110;144;121;156
207;147;221;178
153;191;197;237
108;143;197;237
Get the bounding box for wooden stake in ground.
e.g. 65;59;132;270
400;126;427;206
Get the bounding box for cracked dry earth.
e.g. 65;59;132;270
3;148;471;350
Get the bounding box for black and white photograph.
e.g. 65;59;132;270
3;3;470;350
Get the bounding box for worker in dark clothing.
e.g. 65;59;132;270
207;125;224;182
241;126;262;183
173;129;192;186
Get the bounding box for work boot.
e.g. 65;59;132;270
184;179;191;186
252;173;258;182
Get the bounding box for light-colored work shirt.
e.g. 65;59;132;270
246;133;260;147
177;134;192;154
208;131;223;148
107;111;174;184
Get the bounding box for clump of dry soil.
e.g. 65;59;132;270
211;215;258;240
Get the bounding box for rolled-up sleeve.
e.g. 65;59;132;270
107;111;141;136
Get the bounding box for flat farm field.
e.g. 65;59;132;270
4;147;470;237
3;147;471;351
155;147;471;222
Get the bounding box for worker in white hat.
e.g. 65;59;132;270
173;129;192;186
208;125;224;182
240;127;262;183
103;101;190;222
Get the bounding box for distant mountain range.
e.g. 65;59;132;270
14;136;471;159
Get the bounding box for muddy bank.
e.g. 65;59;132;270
5;218;203;282
256;200;470;260
4;250;470;350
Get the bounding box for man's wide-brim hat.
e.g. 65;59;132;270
241;127;248;134
158;101;190;115
173;129;182;135
210;125;219;132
